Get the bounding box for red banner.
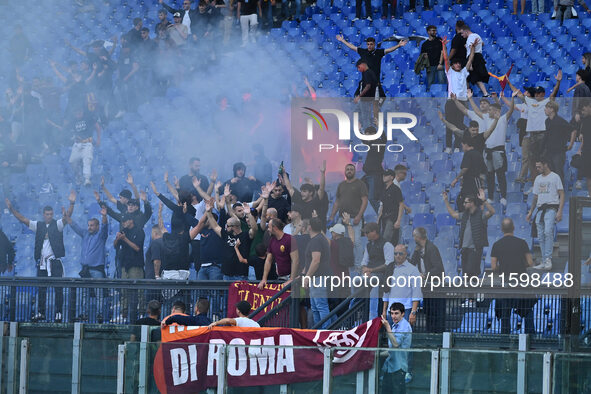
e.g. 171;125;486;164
153;318;382;393
226;281;290;320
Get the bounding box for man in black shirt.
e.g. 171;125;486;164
491;218;535;334
336;35;407;99
67;106;101;186
354;59;378;133
155;9;172;36
136;300;162;326
237;0;261;46
282;164;328;229
113;214;145;323
452;136;486;211
268;182;291;223
420;25;445;91
205;201;253;280
543;100;576;183
304;217;332;329
126;18;144;51
179;157;210;202
449;21;467;66
379;169;404;246
438;112;499;155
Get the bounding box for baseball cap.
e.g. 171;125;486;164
127;198;140;207
119;189;132;199
121;214;134;223
329;223;346;235
383;169;395;177
535;86;546;94
173;12;181;17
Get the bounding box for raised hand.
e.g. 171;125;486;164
205;199;214;212
4;199;11;210
478;188;486;202
139;190;147;201
150;181;158;195
467;88;473;98
223;184;231;198
210;169;218;182
442;191;448;201
335;34;344;42
441;36;448;46
320;160;326;173
126;172;134;185
68;190;77;204
100;206;107;216
215;181;222;190
192;176;201;189
173;176;180;189
555;69;562;81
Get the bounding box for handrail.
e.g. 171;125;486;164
256;297;291;326
248;279;295;319
327;298;369;330
311;286;368;330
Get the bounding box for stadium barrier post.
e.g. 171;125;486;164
7;322;18;394
367;349;377;393
517;333;529;393
355;370;364;394
117;344;126;394
18;338;29;394
322;347;333;394
71;322;83;394
0;322;4;389
430;349;439;394
217;343;227;394
440;332;453;394
542;351;552;394
138;325;149;394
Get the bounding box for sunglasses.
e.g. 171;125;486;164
394;252;405;256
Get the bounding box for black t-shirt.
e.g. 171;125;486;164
120;226;145;269
268;195;291;224
451;33;467;62
305;233;330;277
248;255;277;280
462;132;486;154
491;235;530;275
356;48;386;79
239;0;258;15
545;115;572;153
421;38;443;67
71;112;97;141
220;228;251;276
379;183;403;221
582;115;591;156
363;133;388;175
144;238;163;279
291;189;328;229
460;149;486;193
136;317;161;326
359;68;378;97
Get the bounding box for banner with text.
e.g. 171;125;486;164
227;281;290;320
153;318;382;393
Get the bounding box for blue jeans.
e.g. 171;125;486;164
282;0;301;19
223;275;248;281
535;209;556;261
309;285;333;329
198;265;223;280
339;218;364;267
425;66;445;91
83;268;108;319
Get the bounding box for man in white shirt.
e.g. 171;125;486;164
460;24;490;97
526;158;565;270
442;36;479;153
207;300;261;328
508;71;562;187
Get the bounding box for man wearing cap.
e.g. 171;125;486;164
361;222;395;320
113;214;145;323
379;169;404;247
508;71;562;189
329;164;369;270
336;35;407;100
168;12;189;46
160;0;199;35
328;223;354;301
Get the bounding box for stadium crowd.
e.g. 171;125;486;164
0;0;590;342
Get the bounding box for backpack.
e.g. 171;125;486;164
336;237;355;268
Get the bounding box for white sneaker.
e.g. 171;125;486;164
405;372;413;383
476;293;484;302
367;16;372;21
54;312;63;323
524;187;533;195
576;180;583;190
543;258;552;270
444;147;452;154
352;17;359;21
453;148;460;153
31;313;45;322
500;198;507;206
461;299;475;307
84;179;91;187
114;110;125;119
